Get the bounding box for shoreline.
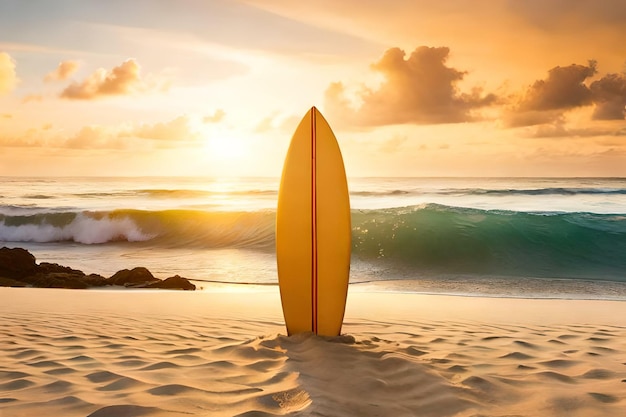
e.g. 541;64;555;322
4;273;626;302
185;276;626;302
3;286;626;326
7;241;626;301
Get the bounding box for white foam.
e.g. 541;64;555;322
0;213;154;244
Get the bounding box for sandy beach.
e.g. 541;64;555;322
1;287;625;417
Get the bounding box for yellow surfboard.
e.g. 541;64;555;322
276;107;351;336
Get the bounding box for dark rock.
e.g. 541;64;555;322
107;267;159;287
146;275;196;291
0;247;38;279
27;273;90;289
84;273;108;287
0;248;194;291
39;262;85;276
21;261;91;289
0;276;28;287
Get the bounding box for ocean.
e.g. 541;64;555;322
1;176;626;299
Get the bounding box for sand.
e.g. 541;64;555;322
1;287;625;417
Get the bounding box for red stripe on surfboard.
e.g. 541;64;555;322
311;108;318;334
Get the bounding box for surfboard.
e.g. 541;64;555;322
276;106;351;337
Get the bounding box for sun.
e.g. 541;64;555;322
202;123;247;161
201;125;250;165
207;135;245;159
191;119;264;176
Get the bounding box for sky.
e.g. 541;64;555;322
0;0;625;177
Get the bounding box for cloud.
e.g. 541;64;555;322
324;46;496;127
505;61;597;126
506;61;626;126
58;116;202;149
590;73;626;120
504;110;564;128
254;112;301;134
254;115;275;133
44;60;80;82
519;62;597;111
0;125;50;147
64;125;124;149
203;109;226;123
60;59;160;99
61;116;202;149
528;121;626;138
127;116;201;144
0;52;19;95
254;112;284;133
379;134;408;153
21;94;43;103
1;116;203;150
62;116;201;149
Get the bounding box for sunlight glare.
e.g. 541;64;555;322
203;126;248;161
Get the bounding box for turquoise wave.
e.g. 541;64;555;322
352;204;626;281
1;204;625;281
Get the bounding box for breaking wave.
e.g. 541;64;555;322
1;204;625;281
351;204;626;281
0;209;275;248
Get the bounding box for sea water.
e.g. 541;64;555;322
1;176;626;299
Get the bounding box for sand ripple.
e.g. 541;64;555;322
1;301;625;416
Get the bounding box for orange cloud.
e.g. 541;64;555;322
506;61;626;126
127;116;201;144
378;134;408;154
254;112;300;134
0;125;49;147
518;62;596;111
203;109;226;123
590;73;626;120
0;52;19;95
325;46;495;127
1;116;202;150
64;125;122;149
21;94;43;103
528;120;626;138
0;124;124;149
60;59;153;99
62;116;201;149
44;60;80;82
